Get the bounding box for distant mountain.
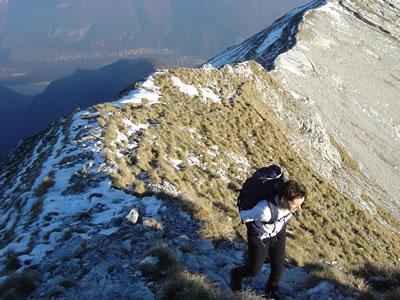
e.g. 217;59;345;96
0;85;32;119
207;0;324;70
0;58;166;158
0;0;310;71
0;86;33;158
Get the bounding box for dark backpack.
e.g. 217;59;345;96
237;165;286;224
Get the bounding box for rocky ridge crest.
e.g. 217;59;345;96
208;0;400;221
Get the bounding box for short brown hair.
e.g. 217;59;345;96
280;180;306;201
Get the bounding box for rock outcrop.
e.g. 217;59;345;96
208;0;400;220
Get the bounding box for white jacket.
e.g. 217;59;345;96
239;195;292;239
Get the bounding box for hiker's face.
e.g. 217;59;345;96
288;197;304;212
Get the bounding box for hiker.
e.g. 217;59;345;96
230;179;306;299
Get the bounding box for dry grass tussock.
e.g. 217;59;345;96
93;62;400;295
0;268;37;299
163;269;262;300
138;244;261;300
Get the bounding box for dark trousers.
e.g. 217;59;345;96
232;228;286;292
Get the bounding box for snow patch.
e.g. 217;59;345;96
225;152;249;171
123;119;149;136
118;88;161;105
170;76;199;97
306;281;335;295
166;156;183;170
141;256;160;265
115;131;128;143
142;196;163;216
116;74;162;106
201;88;221;104
256;26;284;55
182;126;196;133
187;152;201;166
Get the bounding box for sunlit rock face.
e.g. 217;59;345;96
209;0;400;218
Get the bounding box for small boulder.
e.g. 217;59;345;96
125;208;139;224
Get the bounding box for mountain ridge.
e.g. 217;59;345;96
1;61;399;298
208;0;400;220
207;0;325;71
23;58;167;137
0;58;167;158
0;86;34;158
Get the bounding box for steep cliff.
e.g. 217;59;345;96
208;0;400;221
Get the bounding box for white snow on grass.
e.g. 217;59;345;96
71;110;96;132
15;163;139;265
207;145;220;158
19;130;65;218
114;73;162;106
207;41;250;68
187;152;201;166
0;107;145;265
306;281;336;295
256;26;284;55
116;130;128;142
170;76;199;97
123;119;149;136
201;87;221;104
1;140;47;198
142;196;163;217
182;126;196;133
225;151;249;171
166;156;183;170
141;72;161;90
118;88;160;105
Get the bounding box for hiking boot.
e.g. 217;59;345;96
230;268;242;292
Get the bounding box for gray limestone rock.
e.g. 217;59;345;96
126;207;140;224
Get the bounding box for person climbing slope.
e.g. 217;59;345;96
230;166;306;300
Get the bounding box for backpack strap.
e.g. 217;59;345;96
246;198;294;240
256;165;283;184
263;194;279;224
270;197;279;222
263;196;296;224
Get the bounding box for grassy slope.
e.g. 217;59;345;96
91;61;399;286
3;61;396;297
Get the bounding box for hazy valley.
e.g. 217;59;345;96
0;0;310;85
